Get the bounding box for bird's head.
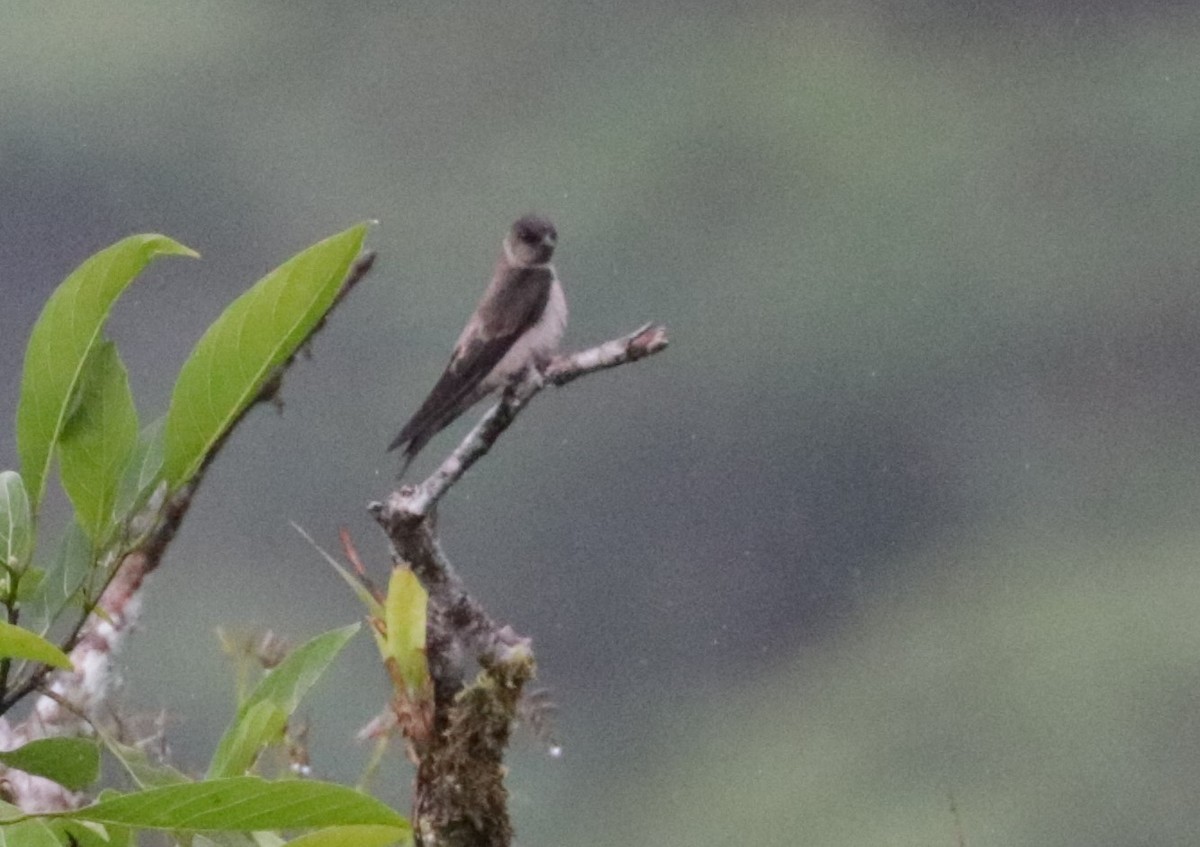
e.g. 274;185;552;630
506;214;557;266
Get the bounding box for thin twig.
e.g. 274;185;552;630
399;322;669;517
371;321;668;688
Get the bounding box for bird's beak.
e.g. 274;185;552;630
542;234;557;248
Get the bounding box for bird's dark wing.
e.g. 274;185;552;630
388;266;554;465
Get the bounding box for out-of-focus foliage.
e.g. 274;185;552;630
559;530;1200;846
2;3;1199;845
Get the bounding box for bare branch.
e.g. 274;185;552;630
371;320;668;699
397;322;669;517
368;320;667;846
544;321;669;386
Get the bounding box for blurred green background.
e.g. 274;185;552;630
3;2;1200;844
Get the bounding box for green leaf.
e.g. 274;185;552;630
0;621;72;669
111;418;166;527
0;738;100;791
284;824;412;847
15;569;45;602
384;568;428;696
23;520;93;635
206;701;288;779
16;234;198;510
195;836;268;847
0;819;61;847
162;225;369;488
208;624;359;779
0;472;33;572
62;777;408;832
57;342;140;543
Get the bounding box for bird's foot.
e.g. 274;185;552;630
523;364;546;391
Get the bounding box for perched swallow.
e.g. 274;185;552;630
388;214;567;474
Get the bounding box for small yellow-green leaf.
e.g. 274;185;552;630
0;737;100;790
17;234;197;510
0;620;71;669
384;568;428;695
63;777;408;832
163;225;369;488
0;472;33;572
57;342;139;543
285;824;412;847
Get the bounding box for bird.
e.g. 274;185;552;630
388;214;567;475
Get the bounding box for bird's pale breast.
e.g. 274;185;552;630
483;277;567;390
